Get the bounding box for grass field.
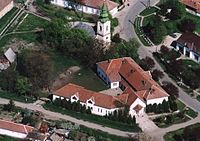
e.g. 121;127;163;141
0;135;21;141
140;7;158;16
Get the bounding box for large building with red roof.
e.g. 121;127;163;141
181;0;200;16
0;120;34;139
0;0;14;19
53;57;169;117
51;0;119;16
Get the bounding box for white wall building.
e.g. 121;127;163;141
51;0;119;16
0;0;14;19
0;120;33;139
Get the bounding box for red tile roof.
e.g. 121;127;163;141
0;120;33;134
0;0;13;12
181;0;200;12
54;83;124;109
97;57;169;100
77;0;119;11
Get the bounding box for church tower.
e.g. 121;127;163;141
96;3;111;43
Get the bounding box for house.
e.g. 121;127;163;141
96;57;169;109
53;58;169;116
180;0;200;16
52;83;147;116
0;48;16;71
0;120;34;139
0;0;14;19
173;32;200;62
51;0;119;16
26;132;47;141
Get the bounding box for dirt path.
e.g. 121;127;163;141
51;66;81;90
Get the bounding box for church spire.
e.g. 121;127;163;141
99;2;109;23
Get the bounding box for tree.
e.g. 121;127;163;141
139;57;155;71
160;45;169;55
16;76;31;96
151;69;164;81
3;99;15;112
162;81;179;99
0;67;18;92
113;39;140;61
179;18;196;32
44;0;51;4
17;50;53;93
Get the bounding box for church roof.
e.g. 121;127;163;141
99;3;110;23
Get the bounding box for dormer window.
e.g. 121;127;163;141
72;96;77;100
88;100;93;104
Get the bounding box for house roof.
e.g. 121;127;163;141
4;48;16;63
0;0;13;12
77;0;119;11
54;83;123;109
181;0;200;12
97;57;169;101
97;58;122;82
26;132;47;141
0;120;33;134
177;32;200;54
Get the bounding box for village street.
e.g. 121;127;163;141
115;0;200;140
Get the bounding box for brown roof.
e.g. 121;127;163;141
77;0;119;11
0;0;13;12
0;120;33;134
54;83;123;109
97;59;122;82
177;32;200;54
97;57;169;100
181;0;200;12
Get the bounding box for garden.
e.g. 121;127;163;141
164;123;200;141
136;0;200;45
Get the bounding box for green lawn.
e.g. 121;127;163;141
134;17;151;46
43;103;141;132
0;91;35;103
0;7;18;33
142;14;156;26
71;68;107;91
0;135;21;141
185;13;200;34
185;107;198;118
164;123;200;141
16;14;49;31
0;32;38;48
182;59;199;70
197;95;200;102
140;7;159;16
176;100;185;111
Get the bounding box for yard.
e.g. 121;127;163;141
0;135;21;141
153;100;198;128
164;123;200;141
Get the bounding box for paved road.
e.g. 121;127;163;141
0;98;135;138
115;0;200;140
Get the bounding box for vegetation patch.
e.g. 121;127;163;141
140;7;159;16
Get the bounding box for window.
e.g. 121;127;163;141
72;96;77;100
98;108;99;112
88;100;93;104
113;82;117;86
100;26;102;31
106;26;108;31
85;7;88;11
101;109;102;113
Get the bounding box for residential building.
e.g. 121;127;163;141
0;0;14;19
0;48;16;71
96;58;169;110
173;32;200;62
181;0;200;16
0;120;33;139
53;57;169;117
96;3;111;43
50;0;119;16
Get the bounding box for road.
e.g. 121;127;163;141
0;98;135;138
115;0;200;140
